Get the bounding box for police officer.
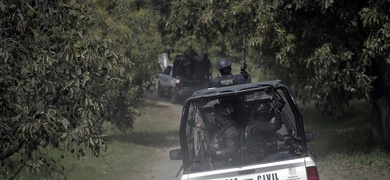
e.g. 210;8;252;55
209;58;251;88
245;94;286;163
207;102;240;169
189;102;240;170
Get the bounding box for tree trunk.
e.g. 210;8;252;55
370;57;390;146
371;91;390;145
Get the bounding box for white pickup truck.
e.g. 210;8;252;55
157;55;211;103
170;80;320;180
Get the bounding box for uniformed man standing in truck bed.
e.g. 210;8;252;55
209;58;251;88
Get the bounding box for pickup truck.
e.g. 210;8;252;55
170;80;320;180
157;55;211;103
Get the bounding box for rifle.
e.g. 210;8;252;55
240;37;251;82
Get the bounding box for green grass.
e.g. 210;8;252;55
13;99;180;180
301;100;390;180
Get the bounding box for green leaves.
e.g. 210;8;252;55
305;44;374;118
360;8;382;27
161;0;390;120
1;0;161;178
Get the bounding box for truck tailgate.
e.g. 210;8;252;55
183;157;312;180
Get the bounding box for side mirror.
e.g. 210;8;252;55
305;132;315;142
169;149;182;160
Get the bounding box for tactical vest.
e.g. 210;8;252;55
216;74;236;87
209;122;240;163
245;124;278;163
210;123;233;151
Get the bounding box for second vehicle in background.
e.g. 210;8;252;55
158;54;212;103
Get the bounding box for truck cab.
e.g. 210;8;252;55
170;80;319;180
157;55;212;103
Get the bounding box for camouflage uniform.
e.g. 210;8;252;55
245;101;284;163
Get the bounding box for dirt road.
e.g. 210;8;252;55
145;144;182;180
144;95;183;180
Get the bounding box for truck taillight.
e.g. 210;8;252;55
175;83;180;91
306;166;319;180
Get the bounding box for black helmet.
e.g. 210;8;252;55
216;58;232;71
213;103;234;116
253;102;274;122
255;102;272;114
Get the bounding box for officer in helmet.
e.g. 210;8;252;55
209;58;251;88
207;102;240;170
190;101;240;170
245;92;286;163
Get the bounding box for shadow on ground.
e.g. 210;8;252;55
105;130;180;148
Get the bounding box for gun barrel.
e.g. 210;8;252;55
241;37;246;70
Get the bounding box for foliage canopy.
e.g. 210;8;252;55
162;0;390;119
0;0;161;178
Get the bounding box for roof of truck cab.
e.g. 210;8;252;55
191;80;281;97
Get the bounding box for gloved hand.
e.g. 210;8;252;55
272;98;286;110
187;119;196;127
240;63;247;71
